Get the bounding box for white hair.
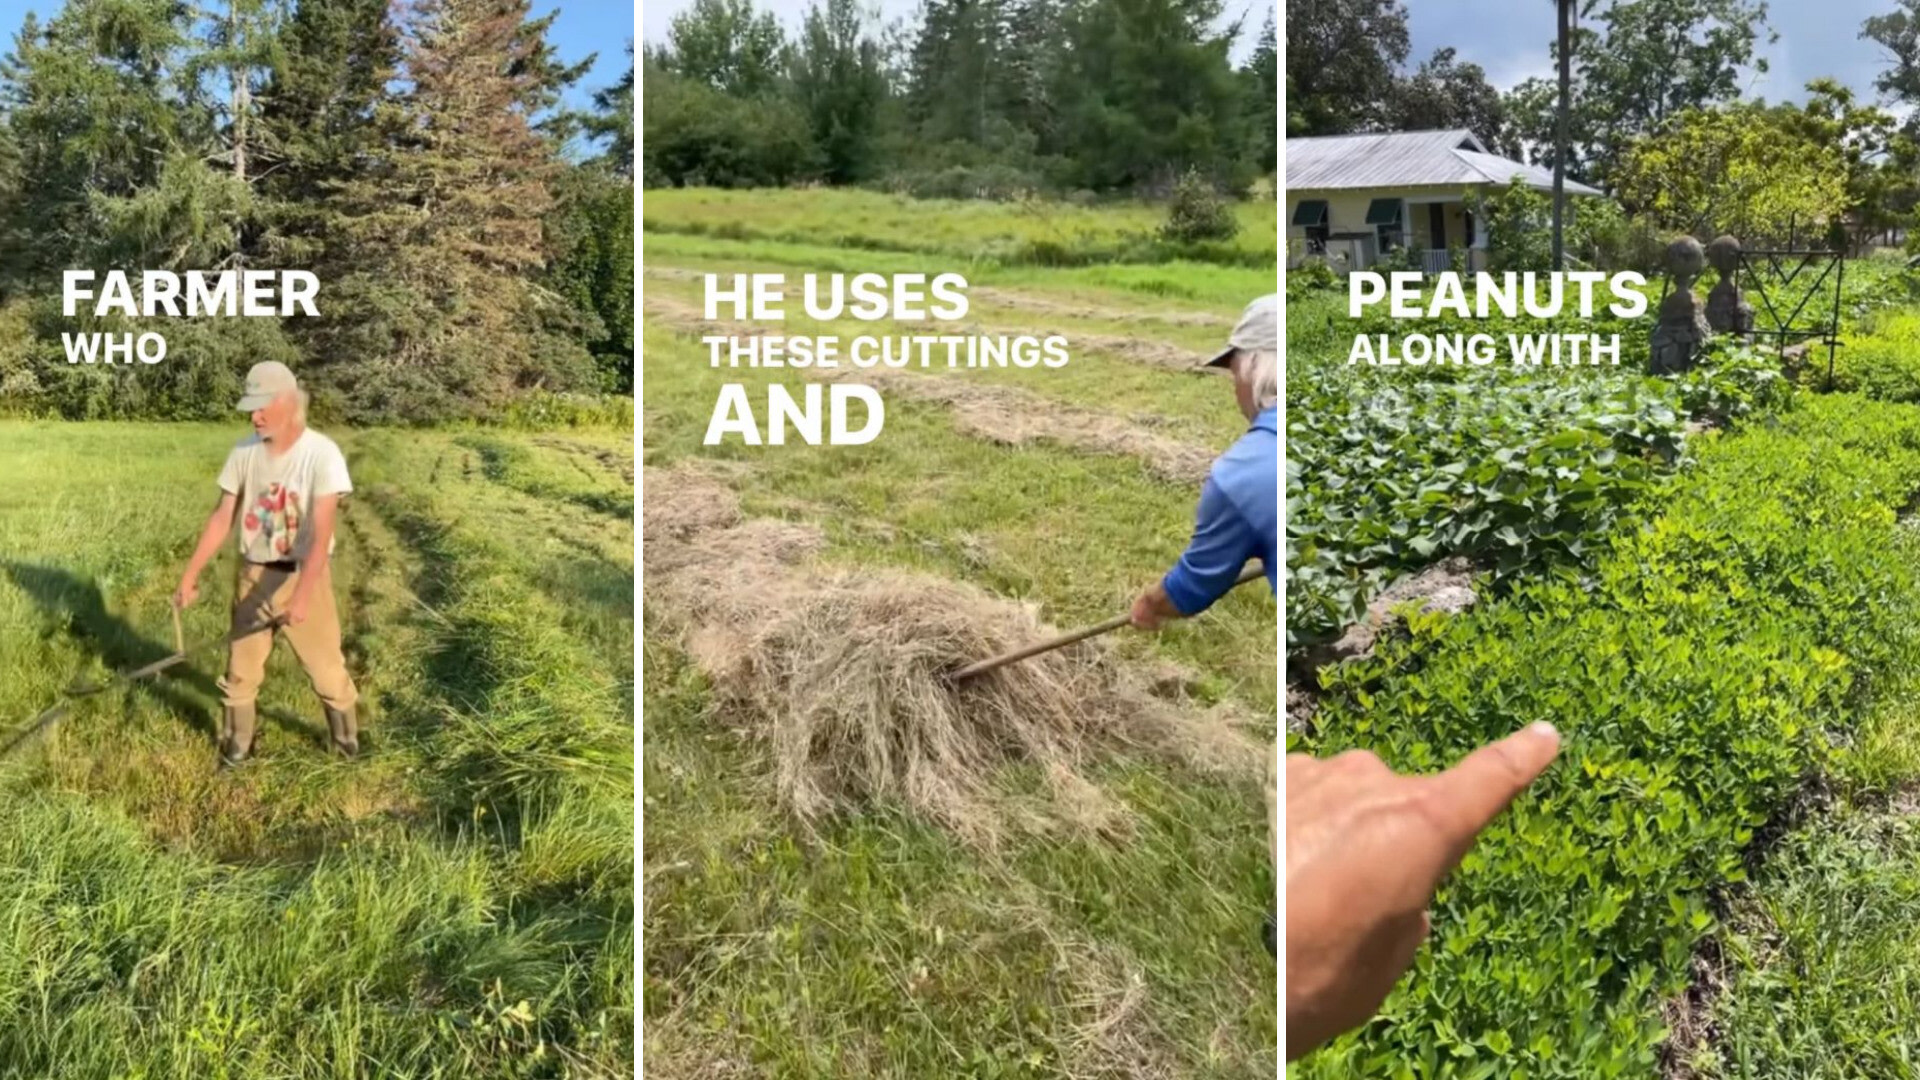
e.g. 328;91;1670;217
1243;349;1277;410
289;388;309;427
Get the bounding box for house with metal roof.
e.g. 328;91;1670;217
1288;129;1605;273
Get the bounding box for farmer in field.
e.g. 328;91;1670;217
172;361;360;766
1128;293;1279;946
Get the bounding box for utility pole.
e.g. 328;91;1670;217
1552;0;1572;271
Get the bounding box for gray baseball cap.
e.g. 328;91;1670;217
1205;294;1279;368
236;361;299;411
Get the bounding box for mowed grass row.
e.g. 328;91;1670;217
642;259;1279;1077
645;230;1274;312
0;421;634;1077
643;187;1279;267
639;266;1251;453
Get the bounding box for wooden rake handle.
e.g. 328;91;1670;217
948;564;1267;682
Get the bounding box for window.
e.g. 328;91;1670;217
1293;199;1330;254
1366;198;1405;252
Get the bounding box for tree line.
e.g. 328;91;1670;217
644;0;1277;197
0;0;634;425
1289;0;1920;254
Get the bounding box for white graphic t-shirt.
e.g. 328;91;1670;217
216;429;352;564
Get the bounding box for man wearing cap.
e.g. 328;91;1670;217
1127;294;1278;951
172;361;360;766
1130;293;1278;628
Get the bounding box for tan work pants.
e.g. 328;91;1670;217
218;562;358;712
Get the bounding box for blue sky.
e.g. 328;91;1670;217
0;0;632;114
1405;0;1907;108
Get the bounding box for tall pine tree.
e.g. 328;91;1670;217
0;2;199;285
790;0;888;183
1045;0;1243;190
258;0;401;263
310;0;593;422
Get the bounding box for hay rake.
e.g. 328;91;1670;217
949;564;1267;682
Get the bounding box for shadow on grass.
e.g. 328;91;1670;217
5;561;328;750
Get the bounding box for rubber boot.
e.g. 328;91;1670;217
220;704;256;769
325;705;360;759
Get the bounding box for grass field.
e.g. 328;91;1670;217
641;191;1279;1076
644;187;1278;269
0;421;634;1076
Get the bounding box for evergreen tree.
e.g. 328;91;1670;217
1244;13;1276;173
549;54;635;391
311;0;593;422
0;2;199;286
903;0;1049;161
587;46;635;177
1045;0;1242;190
0;117;22;302
258;0;402;263
790;0;889;183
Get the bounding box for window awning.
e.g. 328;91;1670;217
1365;198;1403;226
1292;199;1329;227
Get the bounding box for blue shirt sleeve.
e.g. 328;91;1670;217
1162;476;1258;616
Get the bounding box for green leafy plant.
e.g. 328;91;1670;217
1294;393;1920;1076
1159;168;1239;244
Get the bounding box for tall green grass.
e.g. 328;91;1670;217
0;421;633;1077
644;187;1278;268
644;231;1275;311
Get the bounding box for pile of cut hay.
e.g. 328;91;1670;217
644;464;1262;842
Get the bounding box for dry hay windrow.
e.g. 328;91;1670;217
644;295;1215;485
531;436;636;484
816;367;1213;485
644;266;708;282
969;286;1224;329
648;273;1213;371
1053;330;1206;371
643;464;1263;844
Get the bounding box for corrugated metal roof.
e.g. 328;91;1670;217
1287;129;1604;196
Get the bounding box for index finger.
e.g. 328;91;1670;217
1419;722;1560;865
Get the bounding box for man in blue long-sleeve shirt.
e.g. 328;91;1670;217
1130;294;1277;629
1128;293;1278;956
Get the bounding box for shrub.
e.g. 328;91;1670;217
1477;178;1554;272
1570;197;1667;273
16;301;302;421
1286;260;1338;300
641;67;820;189
1159;168;1238;244
877;163;1042;202
1829;307;1920;402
